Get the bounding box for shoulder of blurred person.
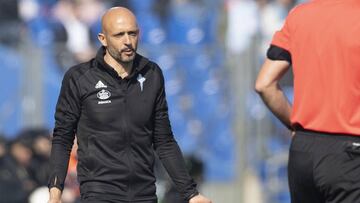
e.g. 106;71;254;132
0;128;53;202
17;127;52;186
0;150;31;203
7;132;40;191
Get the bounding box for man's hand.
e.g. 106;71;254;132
48;187;62;203
189;194;212;203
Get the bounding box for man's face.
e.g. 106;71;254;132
100;18;139;64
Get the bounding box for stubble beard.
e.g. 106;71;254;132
108;47;135;65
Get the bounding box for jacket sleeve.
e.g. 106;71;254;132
152;68;199;201
48;69;81;191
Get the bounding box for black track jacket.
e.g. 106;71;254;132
48;47;198;202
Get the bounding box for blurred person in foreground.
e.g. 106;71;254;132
48;7;211;203
255;0;360;202
27;128;52;186
0;135;37;203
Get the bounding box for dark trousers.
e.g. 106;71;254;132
83;200;156;203
289;130;360;203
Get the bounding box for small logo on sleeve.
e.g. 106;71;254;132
137;74;146;92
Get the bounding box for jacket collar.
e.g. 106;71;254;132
95;46;149;79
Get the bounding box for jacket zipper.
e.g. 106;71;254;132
122;79;134;201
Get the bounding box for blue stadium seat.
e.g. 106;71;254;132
137;13;166;45
130;0;155;12
166;2;207;45
202;128;236;181
42;48;63;130
0;46;22;137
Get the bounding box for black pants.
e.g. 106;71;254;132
83;200;156;203
289;130;360;203
82;198;157;203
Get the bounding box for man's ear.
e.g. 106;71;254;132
98;33;107;46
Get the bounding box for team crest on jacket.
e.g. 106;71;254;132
97;89;111;100
137;74;146;92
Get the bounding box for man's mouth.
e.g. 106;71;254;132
122;48;134;54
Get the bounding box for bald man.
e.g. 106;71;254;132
48;7;211;203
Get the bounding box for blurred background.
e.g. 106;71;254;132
0;0;304;202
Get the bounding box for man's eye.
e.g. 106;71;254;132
114;33;125;37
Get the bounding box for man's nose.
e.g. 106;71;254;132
124;34;131;44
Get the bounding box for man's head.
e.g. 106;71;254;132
10;136;33;166
98;7;139;65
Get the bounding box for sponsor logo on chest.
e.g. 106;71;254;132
97;89;111;100
95;80;111;104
